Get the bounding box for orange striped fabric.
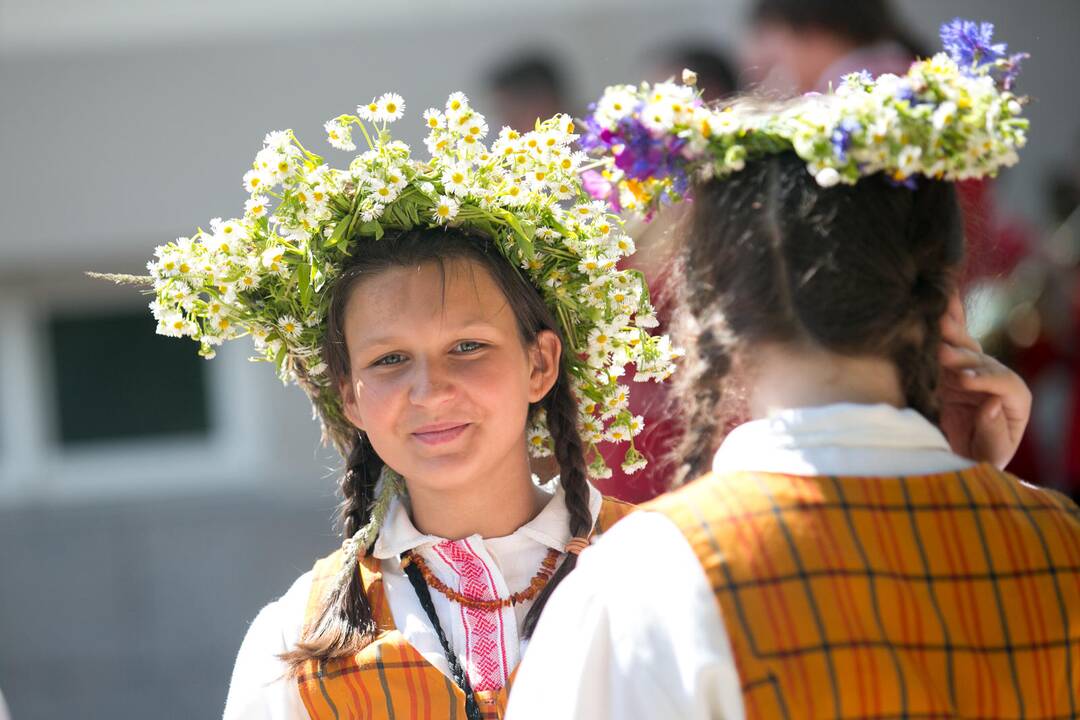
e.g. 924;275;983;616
651;463;1080;719
297;495;635;720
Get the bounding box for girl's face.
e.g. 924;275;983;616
339;258;560;493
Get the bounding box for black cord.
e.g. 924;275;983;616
401;553;483;720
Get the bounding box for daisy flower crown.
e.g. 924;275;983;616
92;92;678;480
581;18;1029;218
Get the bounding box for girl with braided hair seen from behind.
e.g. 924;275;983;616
509;21;1079;719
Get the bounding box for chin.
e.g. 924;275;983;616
403;458;484;492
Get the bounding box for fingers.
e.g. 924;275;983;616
938;341;987;371
970;397;1011;469
940;307;982;354
946;290;966;324
947;358;1031;409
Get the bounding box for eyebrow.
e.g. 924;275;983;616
353;320;503;349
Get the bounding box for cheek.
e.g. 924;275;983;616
351;374;407;431
462;354;533;424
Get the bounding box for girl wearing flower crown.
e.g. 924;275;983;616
509;20;1080;719
96;92;676;719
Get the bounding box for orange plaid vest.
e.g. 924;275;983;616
297;496;635;720
652;463;1080;719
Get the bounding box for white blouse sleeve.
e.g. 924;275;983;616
222;571;314;720
505;512;745;720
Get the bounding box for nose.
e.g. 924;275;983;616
408;357;457;407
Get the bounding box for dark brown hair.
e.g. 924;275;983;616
750;0;928;57
281;228;593;673
673;151;963;483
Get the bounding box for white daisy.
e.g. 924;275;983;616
158;312;194;338
309;184;330;206
368;180;399;204
621;451;648;475
376;93;405;123
423;109;445;131
594;85;637;127
237;272;259;291
324;120;356;151
932;101;958;131
640;101;675;133
500;182;528;206
441;164;471;196
604;424;632;443
245;195;270;217
357;98;380;122
431;195;459;223
242;169;272;194
384;168;407;190
261;246;286;271
278;315;302;339
897;145;923;177
552;181;576;201
526;426;553;458
463;115;489;141
445;91;470;122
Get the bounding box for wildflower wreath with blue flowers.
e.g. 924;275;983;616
580;18;1029;218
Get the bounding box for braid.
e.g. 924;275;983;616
280;433;384;675
891;178;960;424
340;434;382;538
521;371;592;638
671;320;734;486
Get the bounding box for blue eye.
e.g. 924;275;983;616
372;353;405;367
454;341;484;353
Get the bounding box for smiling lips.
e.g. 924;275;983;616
411;422;471;446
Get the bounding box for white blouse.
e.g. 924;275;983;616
222;481;603;719
505;403;975;720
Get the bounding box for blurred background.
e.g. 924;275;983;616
1;0;1078;717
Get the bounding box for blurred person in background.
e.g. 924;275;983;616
743;0;923;94
740;0;1017;277
487;52;570;132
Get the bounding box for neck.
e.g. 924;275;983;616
745;341;905;419
406;450;549;540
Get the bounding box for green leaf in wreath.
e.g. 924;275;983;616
326;215;352;248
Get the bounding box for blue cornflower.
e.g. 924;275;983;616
830;118;861;163
894;82;916;104
995;51;1029;91
940;18;1007;71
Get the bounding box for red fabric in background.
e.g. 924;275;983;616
592;265;682;503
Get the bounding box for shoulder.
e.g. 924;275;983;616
596;493;637;532
540;509;726;638
244;569;317;659
511;510;744;719
223;569;315;719
644;472;731;537
1000;468;1080;514
646;472;728;512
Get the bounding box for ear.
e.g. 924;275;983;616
339;375;366;432
527;329;562;403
